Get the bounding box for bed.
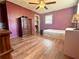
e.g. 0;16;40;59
43;29;65;40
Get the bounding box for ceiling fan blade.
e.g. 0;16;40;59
29;2;38;5
46;1;56;5
36;6;40;9
44;6;48;10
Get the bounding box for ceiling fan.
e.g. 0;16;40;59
29;0;56;10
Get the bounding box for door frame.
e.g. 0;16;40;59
34;14;40;33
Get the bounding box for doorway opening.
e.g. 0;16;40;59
34;14;40;34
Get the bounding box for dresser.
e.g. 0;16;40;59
64;29;79;59
0;29;13;59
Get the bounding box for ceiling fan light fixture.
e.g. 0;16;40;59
39;1;45;8
29;0;56;10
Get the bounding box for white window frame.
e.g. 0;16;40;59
77;3;79;14
45;15;53;24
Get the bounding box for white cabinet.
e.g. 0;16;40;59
64;30;79;59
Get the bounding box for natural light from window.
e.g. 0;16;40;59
45;15;53;24
77;3;79;14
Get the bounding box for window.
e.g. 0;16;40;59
45;15;53;24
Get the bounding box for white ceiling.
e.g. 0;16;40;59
7;0;78;14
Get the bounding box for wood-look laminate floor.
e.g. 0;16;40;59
11;35;73;59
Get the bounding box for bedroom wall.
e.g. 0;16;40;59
6;1;36;38
40;6;77;30
6;1;77;38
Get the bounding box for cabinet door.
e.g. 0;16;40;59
0;30;12;59
64;30;79;59
21;17;28;35
27;19;32;35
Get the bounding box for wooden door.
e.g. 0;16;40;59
21;17;28;35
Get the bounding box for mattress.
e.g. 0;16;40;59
43;29;65;40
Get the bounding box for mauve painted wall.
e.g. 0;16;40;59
40;6;77;30
6;1;77;38
6;2;36;38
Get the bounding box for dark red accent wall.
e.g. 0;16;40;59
6;1;36;38
40;6;77;30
